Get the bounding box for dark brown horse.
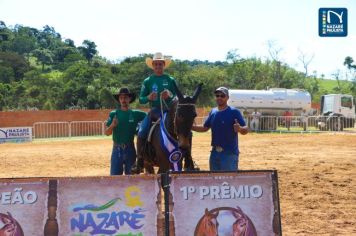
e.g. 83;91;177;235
142;83;202;173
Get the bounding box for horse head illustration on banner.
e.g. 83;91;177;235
194;208;219;236
194;206;257;236
0;212;24;236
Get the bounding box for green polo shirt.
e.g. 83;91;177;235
139;74;177;109
106;109;146;144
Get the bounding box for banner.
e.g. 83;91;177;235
0;127;32;143
0;176;160;236
0;172;281;235
0;178;48;235
170;171;281;236
57;176;160;236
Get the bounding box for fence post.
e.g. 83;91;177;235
276;116;279;131
102;121;105;136
161;172;170;236
68;122;71;138
32;124;35;139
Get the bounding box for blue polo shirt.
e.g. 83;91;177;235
204;106;246;155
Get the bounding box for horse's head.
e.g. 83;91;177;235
232;207;256;236
0;212;17;236
173;83;202;149
199;208;219;236
232;214;247;236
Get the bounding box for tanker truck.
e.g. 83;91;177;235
227;88;312;130
227;88;355;131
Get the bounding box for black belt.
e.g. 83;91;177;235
113;143;133;149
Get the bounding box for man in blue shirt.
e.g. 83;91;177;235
192;87;248;171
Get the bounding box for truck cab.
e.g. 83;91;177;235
318;94;355;131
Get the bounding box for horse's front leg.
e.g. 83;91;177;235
183;151;194;170
183;132;197;171
144;160;155;174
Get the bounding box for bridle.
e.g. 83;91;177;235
174;103;196;138
159;94;196;140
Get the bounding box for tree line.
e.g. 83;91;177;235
0;21;355;111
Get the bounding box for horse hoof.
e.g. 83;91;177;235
183;167;200;172
131;168;143;175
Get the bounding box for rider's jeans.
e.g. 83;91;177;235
138;107;161;138
110;143;136;175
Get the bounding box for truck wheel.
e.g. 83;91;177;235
317;119;327;131
330;117;344;131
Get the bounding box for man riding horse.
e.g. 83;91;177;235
131;52;178;174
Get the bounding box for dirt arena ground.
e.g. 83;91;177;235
1;132;355;235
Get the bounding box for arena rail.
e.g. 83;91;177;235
244;115;356;132
33;122;70;139
32;115;355;139
33;121;105;139
70;121;104;137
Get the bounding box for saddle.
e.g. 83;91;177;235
140;111;200;171
148;118;160;143
141;117;160;165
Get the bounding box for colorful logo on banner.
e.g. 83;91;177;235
319;8;348;37
159;113;182;171
69;186;146;236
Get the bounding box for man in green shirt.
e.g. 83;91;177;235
105;88;146;175
131;52;178;173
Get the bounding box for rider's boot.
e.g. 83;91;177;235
131;137;146;174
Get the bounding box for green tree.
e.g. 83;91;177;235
343;56;355;70
11;26;37;55
54;46;77;63
37;25;61;49
64;38;75;47
79;40;97;65
99;87;116;108
0;65;15;83
0;21;14;51
0;51;29;80
12;35;37;55
0;83;11;110
343;56;356;97
32;48;54;71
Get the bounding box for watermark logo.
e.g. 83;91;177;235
319;8;348;37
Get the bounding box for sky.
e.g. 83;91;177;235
1;0;355;79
